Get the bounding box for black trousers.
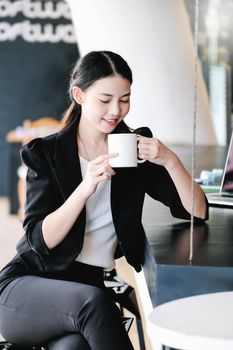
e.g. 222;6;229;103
0;263;134;350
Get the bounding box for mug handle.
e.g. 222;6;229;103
137;158;146;164
134;126;153;164
134;126;153;138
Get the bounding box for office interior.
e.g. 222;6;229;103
1;1;233;349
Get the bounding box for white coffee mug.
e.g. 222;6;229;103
108;133;145;168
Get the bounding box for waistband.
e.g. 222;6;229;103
49;261;106;288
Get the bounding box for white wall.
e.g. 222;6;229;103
68;0;217;145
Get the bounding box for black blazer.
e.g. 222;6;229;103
0;117;208;289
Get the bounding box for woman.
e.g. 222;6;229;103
0;51;208;350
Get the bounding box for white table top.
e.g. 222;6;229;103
149;291;233;350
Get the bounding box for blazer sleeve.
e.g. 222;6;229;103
19;137;57;256
144;161;208;222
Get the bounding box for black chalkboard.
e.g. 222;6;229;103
0;0;79;195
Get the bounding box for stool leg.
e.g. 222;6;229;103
135;318;146;350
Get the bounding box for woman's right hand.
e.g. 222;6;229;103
79;153;117;198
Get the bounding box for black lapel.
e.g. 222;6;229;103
53;117;82;200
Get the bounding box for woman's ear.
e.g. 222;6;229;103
72;86;83;104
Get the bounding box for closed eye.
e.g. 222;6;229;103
99;99;129;104
100;99;110;104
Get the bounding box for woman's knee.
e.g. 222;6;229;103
69;285;112;313
76;286;121;330
47;334;90;350
80;286;114;314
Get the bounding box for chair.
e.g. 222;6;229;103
17;117;61;221
104;269;146;350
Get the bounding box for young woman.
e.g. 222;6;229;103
0;51;208;350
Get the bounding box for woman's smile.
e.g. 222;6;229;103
102;118;118;127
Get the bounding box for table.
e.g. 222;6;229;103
148;291;233;350
142;203;233;307
6;121;60;215
140;143;233;305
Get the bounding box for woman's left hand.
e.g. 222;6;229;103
137;135;178;170
137;135;208;220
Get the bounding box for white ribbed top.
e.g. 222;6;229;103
76;156;118;269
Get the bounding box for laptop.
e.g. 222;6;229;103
207;131;233;208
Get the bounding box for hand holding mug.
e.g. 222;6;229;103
137;135;178;170
80;153;117;197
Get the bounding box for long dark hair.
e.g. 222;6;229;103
61;51;133;128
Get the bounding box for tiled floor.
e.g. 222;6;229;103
0;197;151;349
